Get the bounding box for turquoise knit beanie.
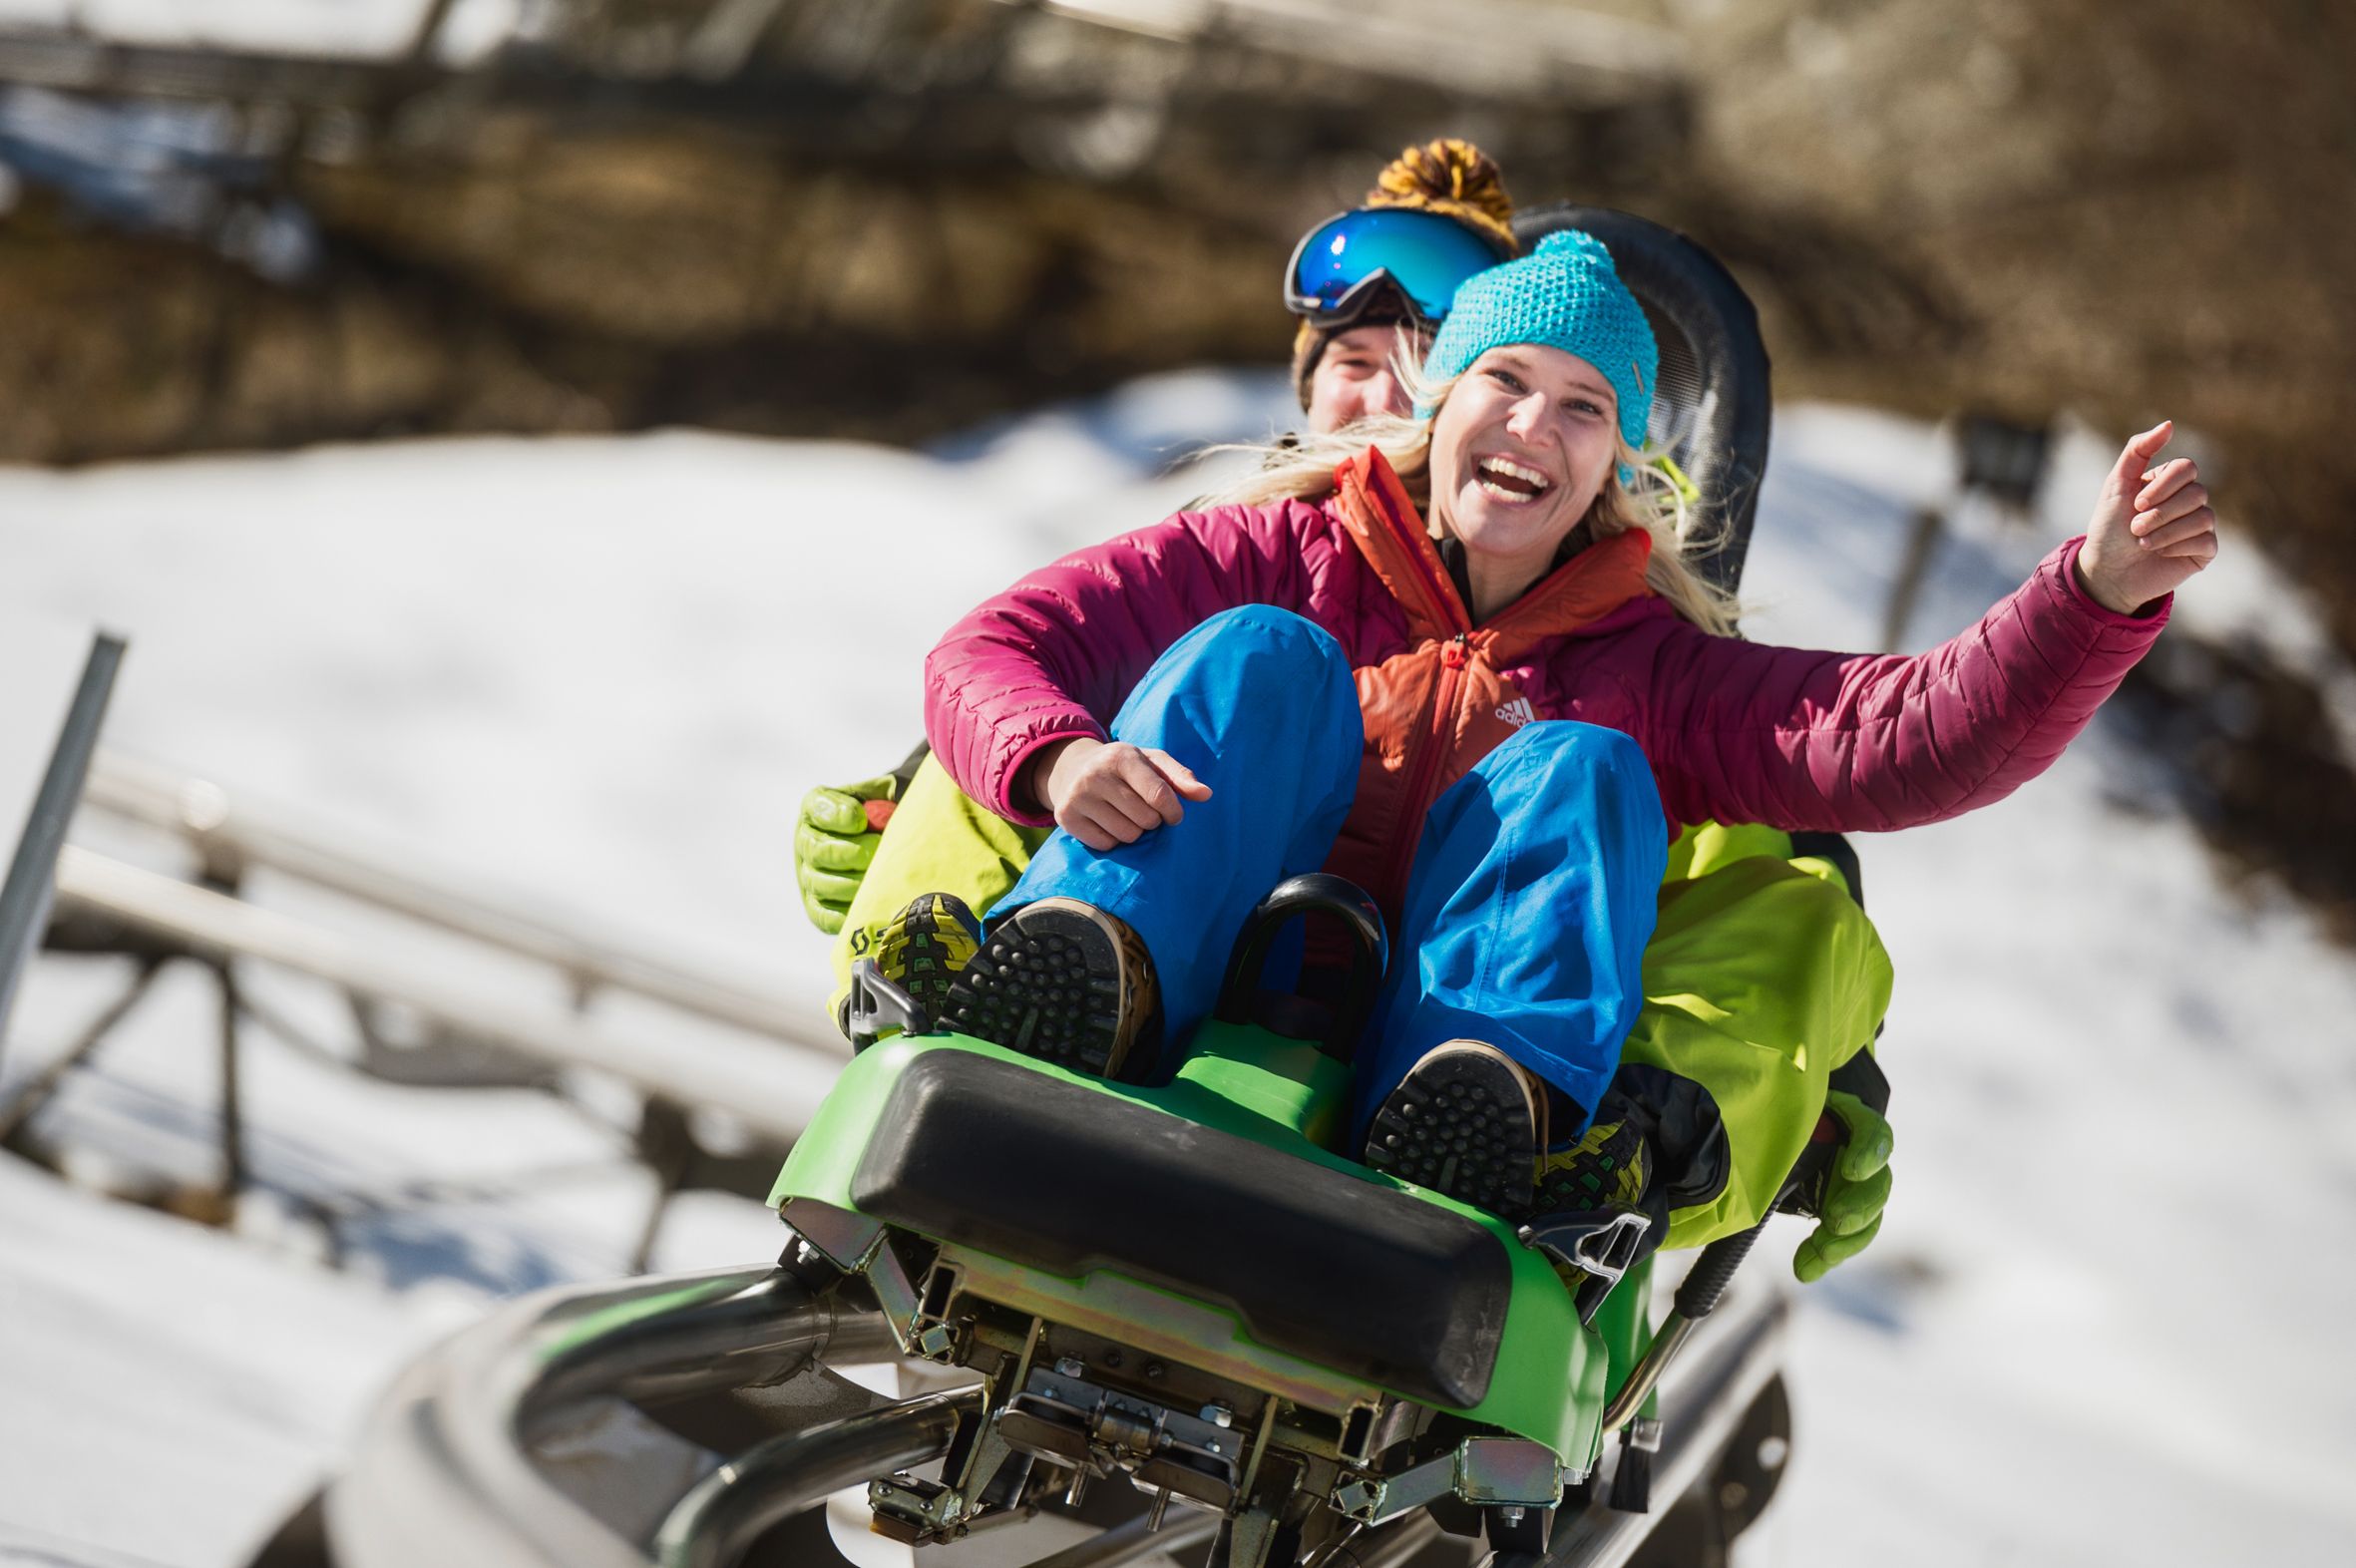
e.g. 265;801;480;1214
1418;229;1658;455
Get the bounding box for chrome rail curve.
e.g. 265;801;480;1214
322;1261;1787;1568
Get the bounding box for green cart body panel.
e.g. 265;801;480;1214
772;1021;1639;1468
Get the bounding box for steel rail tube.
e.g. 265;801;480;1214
652;1389;980;1568
1597;1314;1696;1434
1543;1286;1788;1568
1021;1510;1225;1568
525;1270;873;1418
50;845;838;1144
80;748;833;1051
1335;1511;1443;1568
328;1266;888;1568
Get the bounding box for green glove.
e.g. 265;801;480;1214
796;772;901;934
1791;1088;1893;1283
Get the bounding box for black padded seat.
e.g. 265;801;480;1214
851;1051;1511;1409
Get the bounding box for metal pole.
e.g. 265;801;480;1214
50;845;840;1144
1336;1512;1443;1568
1020;1510;1225;1568
683;0;791;80
1880;504;1947;651
0;955;166;1144
82;750;831;1052
1597;1315;1696;1435
652;1389;981;1568
402;0;464;64
0;632;126;1070
329;1267;883;1568
215;958;247;1212
1542;1288;1787;1568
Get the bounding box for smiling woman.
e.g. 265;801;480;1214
1187;234;1753;644
1413;230;1736;628
1431;346;1631;617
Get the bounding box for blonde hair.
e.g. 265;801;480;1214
1208;356;1741;636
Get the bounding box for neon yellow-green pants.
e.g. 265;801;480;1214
830;759;1892;1249
1641;822;1892;1247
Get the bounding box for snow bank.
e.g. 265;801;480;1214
0;3;522;63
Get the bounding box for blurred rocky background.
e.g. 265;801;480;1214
3;0;2353;929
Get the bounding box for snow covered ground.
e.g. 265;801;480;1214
3;378;2354;1566
0;2;525;61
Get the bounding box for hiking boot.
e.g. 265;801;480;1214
1532;1086;1671;1287
1534;1105;1657;1216
873;892;984;1019
1362;1040;1549;1220
942;898;1161;1081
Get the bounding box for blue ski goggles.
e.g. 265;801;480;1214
1284;206;1513;329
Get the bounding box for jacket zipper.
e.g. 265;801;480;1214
1381;630;1470;913
1346;457;1648;916
1404;529;1470;641
1376;580;1617;910
1355;468;1479;916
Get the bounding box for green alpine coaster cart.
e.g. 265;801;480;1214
311;207;1808;1568
778;859;1770;1568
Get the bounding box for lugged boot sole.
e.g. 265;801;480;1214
1363;1041;1543;1220
943;898;1156;1080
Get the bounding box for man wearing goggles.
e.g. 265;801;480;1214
1286;147;1520;432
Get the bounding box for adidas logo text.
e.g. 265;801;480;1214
1495;696;1538;728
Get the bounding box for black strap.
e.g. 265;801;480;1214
1785;830;1865;910
889;739;931;799
1827;1047;1891;1117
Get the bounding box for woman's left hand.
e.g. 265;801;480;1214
2075;420;2219;615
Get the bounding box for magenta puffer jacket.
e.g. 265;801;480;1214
925;448;2165;919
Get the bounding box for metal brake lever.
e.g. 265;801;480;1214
1517;1206;1655;1325
845;958;930;1051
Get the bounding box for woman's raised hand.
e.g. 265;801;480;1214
1033;736;1213;852
2075;420;2219;615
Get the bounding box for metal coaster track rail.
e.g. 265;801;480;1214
321;1260;1784;1568
11;747;843;1261
80;748;828;1048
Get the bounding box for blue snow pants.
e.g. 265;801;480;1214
995;606;1670;1142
